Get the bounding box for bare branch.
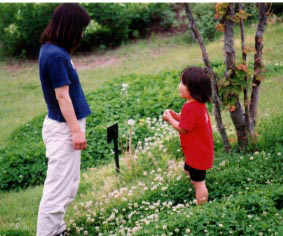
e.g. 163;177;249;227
184;3;231;152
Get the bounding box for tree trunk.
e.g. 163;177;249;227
249;3;269;135
239;3;251;135
184;3;231;152
224;3;248;149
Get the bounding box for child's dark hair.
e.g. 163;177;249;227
181;67;212;103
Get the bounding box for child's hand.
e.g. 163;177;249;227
163;110;169;122
169;110;176;116
163;110;172;122
168;109;180;121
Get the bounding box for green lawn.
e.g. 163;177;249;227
0;21;274;147
1;22;283;235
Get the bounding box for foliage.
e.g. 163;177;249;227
271;3;283;14
137;185;283;235
190;3;258;41
191;3;219;41
0;230;30;236
67;131;283;235
0;3;58;58
0;3;175;57
256;114;283;153
80;3;175;50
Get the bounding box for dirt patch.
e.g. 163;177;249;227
2;60;37;77
72;54;123;70
2;54;123;74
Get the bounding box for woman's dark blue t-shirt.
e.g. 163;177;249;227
39;44;91;122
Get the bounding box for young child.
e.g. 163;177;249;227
163;67;214;205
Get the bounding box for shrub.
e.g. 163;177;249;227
0;3;175;57
0;3;58;58
271;3;283;15
80;3;175;50
191;3;218;41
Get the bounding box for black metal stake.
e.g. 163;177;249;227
107;123;120;173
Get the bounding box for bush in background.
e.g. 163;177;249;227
191;3;218;41
0;3;58;58
0;3;175;57
78;3;176;51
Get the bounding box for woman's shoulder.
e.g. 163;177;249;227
40;44;69;59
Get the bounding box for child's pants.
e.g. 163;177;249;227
37;116;86;236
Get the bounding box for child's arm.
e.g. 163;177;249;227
163;110;187;134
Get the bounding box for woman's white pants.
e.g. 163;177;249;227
37;116;86;236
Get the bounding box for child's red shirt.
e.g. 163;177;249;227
179;101;214;170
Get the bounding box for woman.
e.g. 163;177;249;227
37;4;91;236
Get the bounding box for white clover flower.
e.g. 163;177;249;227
186;228;191;233
83;231;89;235
122;83;129;90
108;213;115;221
175;228;180;233
132;226;141;233
249;156;254;160
128;119;135;126
277;152;282;156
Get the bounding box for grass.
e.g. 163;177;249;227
0;163;118;234
1;21;283;148
1;20;283;235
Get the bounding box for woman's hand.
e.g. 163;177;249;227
72;128;87;150
55;85;87;151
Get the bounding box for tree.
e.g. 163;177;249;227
184;3;269;150
249;3;269;135
184;3;231;152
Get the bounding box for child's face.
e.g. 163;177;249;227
178;81;191;99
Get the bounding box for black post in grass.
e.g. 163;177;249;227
107;123;120;173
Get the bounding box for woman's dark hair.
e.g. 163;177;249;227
41;3;90;52
181;67;212;103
